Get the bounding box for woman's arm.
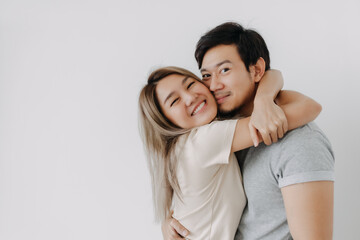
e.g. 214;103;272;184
250;69;288;146
254;69;283;100
275;90;322;130
231;90;321;152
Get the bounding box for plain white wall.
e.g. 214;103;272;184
0;0;359;239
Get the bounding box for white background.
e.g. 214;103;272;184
1;0;359;239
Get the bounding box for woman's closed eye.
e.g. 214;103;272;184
187;81;195;89
170;98;179;107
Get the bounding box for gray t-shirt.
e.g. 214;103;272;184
234;122;334;240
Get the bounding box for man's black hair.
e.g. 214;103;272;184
195;22;270;71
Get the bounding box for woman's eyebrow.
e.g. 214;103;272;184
164;92;175;105
181;76;190;85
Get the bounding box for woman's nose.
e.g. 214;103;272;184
184;91;197;106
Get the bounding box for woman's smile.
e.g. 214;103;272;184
191;100;207;116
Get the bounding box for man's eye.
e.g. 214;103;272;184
170;98;179;107
202;74;210;80
187;82;195;89
221;68;230;73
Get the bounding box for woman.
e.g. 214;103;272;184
138;66;321;239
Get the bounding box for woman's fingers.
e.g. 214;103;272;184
248;123;259;147
277;123;284;139
260;128;272;145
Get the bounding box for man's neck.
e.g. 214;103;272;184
237;85;257;117
238;101;254;117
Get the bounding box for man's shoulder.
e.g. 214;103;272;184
285;122;325;137
279;122;331;148
241;122;335;188
246;122;333;156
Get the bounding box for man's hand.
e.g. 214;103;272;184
249;96;288;146
161;212;189;240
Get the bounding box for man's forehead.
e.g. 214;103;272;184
201;45;239;70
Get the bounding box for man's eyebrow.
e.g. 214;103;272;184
163;76;189;104
200;60;231;72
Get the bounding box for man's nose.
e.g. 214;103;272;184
209;75;224;91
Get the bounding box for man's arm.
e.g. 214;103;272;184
274;96;333;239
281;181;334;240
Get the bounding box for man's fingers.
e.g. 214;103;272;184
162;211;187;240
170;229;185;240
172;236;185;240
170;218;189;237
249;124;259;147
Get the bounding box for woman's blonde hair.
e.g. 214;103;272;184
138;66;201;222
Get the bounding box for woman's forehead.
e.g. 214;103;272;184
156;75;187;103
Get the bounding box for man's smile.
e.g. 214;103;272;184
215;93;231;104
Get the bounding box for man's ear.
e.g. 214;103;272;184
250;57;266;83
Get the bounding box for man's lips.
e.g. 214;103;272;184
215;94;230;104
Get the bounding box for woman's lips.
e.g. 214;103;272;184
191;100;206;116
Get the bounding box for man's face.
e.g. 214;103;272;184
200;44;256;117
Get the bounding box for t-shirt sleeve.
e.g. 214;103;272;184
186;120;238;168
274;123;335;188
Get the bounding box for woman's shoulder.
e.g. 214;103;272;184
189;120;238;139
177;119;239;170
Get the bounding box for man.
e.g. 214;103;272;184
162;22;334;239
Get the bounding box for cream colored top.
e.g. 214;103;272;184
172;120;246;240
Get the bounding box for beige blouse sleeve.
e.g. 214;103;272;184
186;119;238;168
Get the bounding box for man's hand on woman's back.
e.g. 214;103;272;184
161;211;189;240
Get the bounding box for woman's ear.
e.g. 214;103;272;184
250;57;266;83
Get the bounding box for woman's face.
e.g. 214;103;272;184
156;74;217;129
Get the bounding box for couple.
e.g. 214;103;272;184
139;22;334;239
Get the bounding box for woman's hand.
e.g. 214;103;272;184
249;96;288;146
248;69;287;146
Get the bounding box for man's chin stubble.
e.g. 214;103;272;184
217;105;243;120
